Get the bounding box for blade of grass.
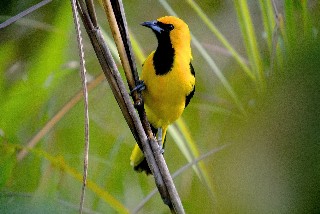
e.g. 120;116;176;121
284;0;296;50
128;30;146;65
258;0;276;52
301;0;312;40
170;118;216;198
186;0;255;81
234;0;265;92
270;0;284;75
101;28;121;62
273;0;286;74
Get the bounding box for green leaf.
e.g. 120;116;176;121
234;0;265;92
0;1;73;141
0;142;16;189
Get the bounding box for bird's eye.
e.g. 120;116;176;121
167;24;174;31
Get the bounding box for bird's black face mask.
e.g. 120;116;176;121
141;20;174;35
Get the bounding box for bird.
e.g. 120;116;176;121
130;16;195;174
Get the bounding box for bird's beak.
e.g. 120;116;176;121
141;20;163;33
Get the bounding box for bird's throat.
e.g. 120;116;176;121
153;33;175;75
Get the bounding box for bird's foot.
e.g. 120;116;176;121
130;80;145;95
157;128;164;154
157;128;162;145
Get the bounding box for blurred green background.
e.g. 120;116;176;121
1;0;320;213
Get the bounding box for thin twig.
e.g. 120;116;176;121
70;0;90;212
0;0;52;29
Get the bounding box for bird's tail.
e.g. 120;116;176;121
130;126;168;175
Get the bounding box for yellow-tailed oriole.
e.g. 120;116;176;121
130;16;195;174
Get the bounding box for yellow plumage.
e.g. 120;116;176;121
130;16;195;174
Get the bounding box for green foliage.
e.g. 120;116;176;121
0;0;319;213
0;143;16;189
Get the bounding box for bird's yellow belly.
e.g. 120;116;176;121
144;96;184;128
142;79;186;128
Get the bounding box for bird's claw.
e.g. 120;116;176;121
157;128;162;145
159;146;165;154
157;128;164;154
130;80;146;95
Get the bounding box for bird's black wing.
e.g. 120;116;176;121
185;63;195;108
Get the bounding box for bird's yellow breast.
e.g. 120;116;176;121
141;51;195;128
